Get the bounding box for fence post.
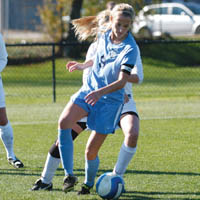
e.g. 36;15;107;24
52;44;56;102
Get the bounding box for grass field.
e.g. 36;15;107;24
0;45;200;199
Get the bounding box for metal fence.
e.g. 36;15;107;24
3;40;200;104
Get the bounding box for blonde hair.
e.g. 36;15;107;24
72;10;110;41
72;3;134;42
111;3;135;23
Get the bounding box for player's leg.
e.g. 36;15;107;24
113;112;139;177
31;122;87;191
0;79;23;168
78;131;108;195
78;101;122;195
58;101;88;193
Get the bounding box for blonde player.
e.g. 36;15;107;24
32;4;143;195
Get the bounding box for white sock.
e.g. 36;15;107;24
0;121;16;159
113;142;137;177
41;153;60;184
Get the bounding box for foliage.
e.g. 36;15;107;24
38;0;72;42
82;0;165;17
83;0;148;16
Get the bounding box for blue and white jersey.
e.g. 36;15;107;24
80;30;138;104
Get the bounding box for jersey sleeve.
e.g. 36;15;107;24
0;34;8;73
131;45;144;84
85;41;97;61
120;46;138;75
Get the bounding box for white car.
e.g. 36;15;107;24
133;2;200;38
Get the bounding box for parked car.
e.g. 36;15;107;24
133;2;200;38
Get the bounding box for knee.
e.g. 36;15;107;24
85;148;97;160
58;117;70;130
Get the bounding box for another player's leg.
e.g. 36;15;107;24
113;113;139;177
0;107;24;168
31;122;87;191
78;131;107;195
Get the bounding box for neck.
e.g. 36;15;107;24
110;32;128;44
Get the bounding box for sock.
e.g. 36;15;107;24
85;156;99;187
0;121;16;159
113;142;137;177
41;153;60;184
58;129;73;176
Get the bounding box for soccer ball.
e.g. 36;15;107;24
96;172;124;199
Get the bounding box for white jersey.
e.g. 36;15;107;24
0;34;8;108
124;45;143;97
82;42;97;84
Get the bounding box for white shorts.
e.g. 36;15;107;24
121;94;138;116
0;76;6;108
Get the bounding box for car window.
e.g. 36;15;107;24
172;7;187;15
160;7;168;14
185;4;200;15
144;7;168;15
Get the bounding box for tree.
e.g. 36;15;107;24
38;0;83;57
64;0;83;58
38;0;72;42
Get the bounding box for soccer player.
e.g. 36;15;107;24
34;3;139;194
31;42;143;193
0;34;24;168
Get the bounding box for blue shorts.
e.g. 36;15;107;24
71;92;123;134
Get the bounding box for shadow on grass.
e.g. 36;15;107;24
121;191;200;200
125;169;200;177
0;168;199;177
0;168;200;199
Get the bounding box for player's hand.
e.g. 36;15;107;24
84;91;101;106
66;61;83;72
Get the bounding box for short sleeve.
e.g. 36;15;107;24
85;42;97;61
120;47;138;75
131;45;144;83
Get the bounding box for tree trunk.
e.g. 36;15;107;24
64;0;83;58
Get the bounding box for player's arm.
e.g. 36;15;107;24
128;73;139;83
66;59;93;72
0;36;8;73
128;63;143;84
128;46;144;84
85;64;133;106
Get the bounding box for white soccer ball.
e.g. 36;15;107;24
96;172;124;199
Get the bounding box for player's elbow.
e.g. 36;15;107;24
118;79;127;89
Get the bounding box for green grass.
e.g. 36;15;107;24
0;43;200;199
0;99;200;200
